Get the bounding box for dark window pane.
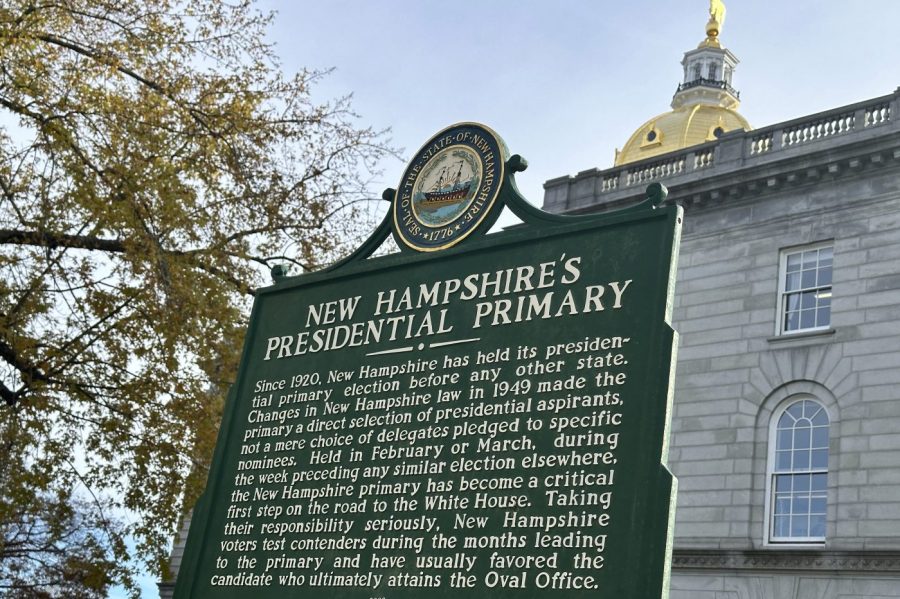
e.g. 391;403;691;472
818;267;832;286
811;497;827;514
786;272;800;290
817;306;831;327
787;403;804;419
812;408;829;426
779;411;796;427
776;450;792;470
787;254;801;270
820;247;833;261
794;474;810;492
776;474;790;492
801;291;816;309
812;427;829;447
793;496;810;514
795;426;811;449
802;252;817;269
785;311;799;331
778;428;793;449
787;293;801;310
811;473;827;490
801;309;816;329
801;401;817;418
802;270;816;288
793;449;811;470
810;514;826;538
812;449;828;469
774;515;790;537
810;449;827;469
776;496;791;514
791;515;809;537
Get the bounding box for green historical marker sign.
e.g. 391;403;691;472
174;123;682;598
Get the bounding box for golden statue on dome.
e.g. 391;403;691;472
701;0;726;47
710;0;726;27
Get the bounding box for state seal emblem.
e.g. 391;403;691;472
394;123;507;251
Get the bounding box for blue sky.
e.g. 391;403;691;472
122;1;900;596
267;0;900;206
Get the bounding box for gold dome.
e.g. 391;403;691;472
615;102;750;167
614;0;751;166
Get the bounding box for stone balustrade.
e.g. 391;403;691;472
543;89;900;213
782;111;855;147
626;154;686;187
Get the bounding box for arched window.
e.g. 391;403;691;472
693;63;702;81
708;63;718;81
767;398;829;543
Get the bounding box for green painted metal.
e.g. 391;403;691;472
174;133;681;599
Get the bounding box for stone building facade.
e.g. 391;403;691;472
542;21;900;598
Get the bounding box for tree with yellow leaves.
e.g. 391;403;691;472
0;1;391;595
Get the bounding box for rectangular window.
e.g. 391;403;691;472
777;243;832;334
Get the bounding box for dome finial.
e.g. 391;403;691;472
701;0;726;48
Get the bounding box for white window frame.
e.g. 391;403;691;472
764;397;829;545
775;241;833;336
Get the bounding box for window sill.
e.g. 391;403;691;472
767;328;835;345
764;540;827;549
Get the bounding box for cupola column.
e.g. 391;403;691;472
671;0;741;111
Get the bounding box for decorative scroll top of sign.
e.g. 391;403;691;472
394;123;507;252
267;121;671;279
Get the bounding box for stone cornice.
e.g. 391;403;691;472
673;549;900;574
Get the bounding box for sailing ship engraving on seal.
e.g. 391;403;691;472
412;147;481;227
